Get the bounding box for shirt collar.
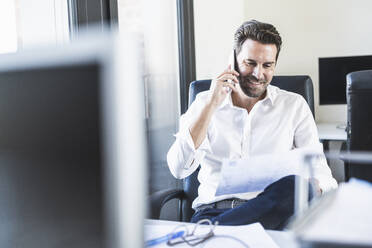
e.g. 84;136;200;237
264;85;275;105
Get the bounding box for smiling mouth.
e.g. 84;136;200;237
240;76;266;88
247;80;265;86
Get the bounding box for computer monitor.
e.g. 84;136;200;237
319;55;372;105
0;32;147;248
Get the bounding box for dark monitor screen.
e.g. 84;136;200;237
0;64;105;248
319;55;372;105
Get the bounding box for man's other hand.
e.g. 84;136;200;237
309;178;322;197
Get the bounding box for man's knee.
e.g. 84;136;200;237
264;175;297;191
263;175;315;201
278;174;297;184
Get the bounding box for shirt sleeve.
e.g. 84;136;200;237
167;93;213;179
293;96;338;192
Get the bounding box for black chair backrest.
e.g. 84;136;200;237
188;76;314;117
346;70;372;182
181;75;315;222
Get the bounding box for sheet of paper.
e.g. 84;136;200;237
215;147;322;196
297;178;372;246
145;220;279;248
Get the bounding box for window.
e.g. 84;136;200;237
0;0;18;54
118;0;181;219
0;0;70;54
17;0;69;49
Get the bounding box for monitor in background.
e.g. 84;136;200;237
319;55;372;105
0;32;147;248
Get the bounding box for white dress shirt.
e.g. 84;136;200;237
167;85;338;209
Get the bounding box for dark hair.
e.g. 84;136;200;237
234;20;282;61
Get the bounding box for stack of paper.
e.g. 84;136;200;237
290;178;372;246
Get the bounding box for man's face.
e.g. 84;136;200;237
236;39;277;98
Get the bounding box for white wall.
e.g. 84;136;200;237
194;0;372;123
194;0;245;79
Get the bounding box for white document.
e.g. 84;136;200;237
145;220;279;248
293;178;372;246
215;147;321;196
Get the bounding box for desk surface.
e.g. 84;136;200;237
145;219;299;248
316;122;347;141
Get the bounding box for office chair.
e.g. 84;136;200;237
342;70;372;182
150;75;315;222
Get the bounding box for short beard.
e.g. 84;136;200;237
239;75;268;98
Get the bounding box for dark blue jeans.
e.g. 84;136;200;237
191;175;313;230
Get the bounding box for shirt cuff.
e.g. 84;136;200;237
175;128;212;169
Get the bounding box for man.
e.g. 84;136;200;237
167;20;337;230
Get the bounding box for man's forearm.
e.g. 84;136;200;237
189;102;217;149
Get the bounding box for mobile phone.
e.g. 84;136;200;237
233;49;239;74
226;50;238;91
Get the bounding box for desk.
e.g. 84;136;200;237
145;219;299;247
316;122;347;153
317;122;347;142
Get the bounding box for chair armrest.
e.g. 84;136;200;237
339;141;347;161
149;188;186;219
339;141;349;181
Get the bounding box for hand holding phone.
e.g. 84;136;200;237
208;50;239;107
